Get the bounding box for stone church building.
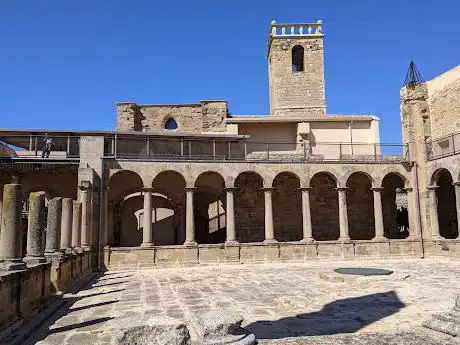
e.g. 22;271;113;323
1;20;460;270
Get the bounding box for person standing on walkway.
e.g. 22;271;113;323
41;134;53;158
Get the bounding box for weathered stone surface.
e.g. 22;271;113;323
45;197;62;254
423;294;460;337
0;184;26;270
60;198;73;251
25;191;47;264
71;201;81;248
198;310;256;345
115;316;191;345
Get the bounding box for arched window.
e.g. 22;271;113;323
164;118;178;130
292;45;304;72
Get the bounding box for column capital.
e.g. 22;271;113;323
142;187;154;193
225;187;238;192
79;180;91;190
452;181;460;187
261;187;274;192
336;187;348;192
428;185;439;191
298;187;312;192
370;187;384;192
185;187;197;192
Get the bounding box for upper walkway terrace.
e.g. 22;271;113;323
0;129;409;164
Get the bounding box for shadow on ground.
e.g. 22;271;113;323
246;291;405;339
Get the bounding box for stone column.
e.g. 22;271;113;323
225;187;237;244
428;186;441;239
141;188;153;247
45;197;63;254
0;184;26;270
107;201;114;246
0;185;3;232
263;187;276;243
71;201;82;249
337;187;350;241
60;198;73;251
24;191;47;264
300;187;313;242
184;187;197;246
79;186;90;249
404;187;417;239
371;187;385;240
453;182;460;239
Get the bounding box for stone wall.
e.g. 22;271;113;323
427;66;460;139
103;239;457;269
273;173;302;241
234;173;264;243
310;173;339;240
346;173;375;240
268;36;325;117
116;101;228;133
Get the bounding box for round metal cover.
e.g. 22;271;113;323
334;267;393;276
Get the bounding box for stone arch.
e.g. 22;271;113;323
234;171;264;243
310;172;339;241
307;167;341;187
342;169;375;189
151;170;187;244
432;168;458;239
272;172;302;242
346;172;375;240
374;167;410;188
194;171;226;244
382;173;410;239
108;170;144;247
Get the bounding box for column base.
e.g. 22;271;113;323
140;242;154;248
24;256;47;265
45;252;65;262
225;240;239;246
72;247;83;254
0;259;26;271
183;241;198;247
300;238;314;243
339;237;351;243
432;235;444;241
263;239;278;244
372;236;387;242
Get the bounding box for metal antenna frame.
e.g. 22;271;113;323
403;60;425;86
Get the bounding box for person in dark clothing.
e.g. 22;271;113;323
41;134;53;158
397;206;409;238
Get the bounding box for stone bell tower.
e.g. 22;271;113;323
268;20;326;117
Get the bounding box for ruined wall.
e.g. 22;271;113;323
269;36;325;117
427;66;460;139
116;101;227;133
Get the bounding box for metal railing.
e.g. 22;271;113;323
104;136;409;163
0;135;80;158
426;132;460;160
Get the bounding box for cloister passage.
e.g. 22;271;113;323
105;169;423;246
432;168;458;239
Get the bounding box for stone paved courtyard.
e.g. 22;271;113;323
24;258;460;345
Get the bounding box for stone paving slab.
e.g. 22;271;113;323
19;258;460;344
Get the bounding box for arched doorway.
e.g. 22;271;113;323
382;173;409;239
310;172;339;241
194;172;226;244
235;172;264;243
272;172;302;241
346;172;374;240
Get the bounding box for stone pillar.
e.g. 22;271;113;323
453;182;460;239
107;201;114;246
0;185;3;232
0;184;26;270
337;187;350;241
263;187;276;243
71;201;82;249
79;186;90;249
24;191;47;264
60;198;73;251
141;188;153;247
300;187;313;242
428;186;441;239
371;187;385;240
404;187;417;239
225;187;237;244
45;197;63;254
184;187;197;246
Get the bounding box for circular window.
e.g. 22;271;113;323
164;118;178;130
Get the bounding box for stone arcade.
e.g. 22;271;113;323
0;20;460;334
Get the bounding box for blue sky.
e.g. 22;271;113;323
1;1;459;143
